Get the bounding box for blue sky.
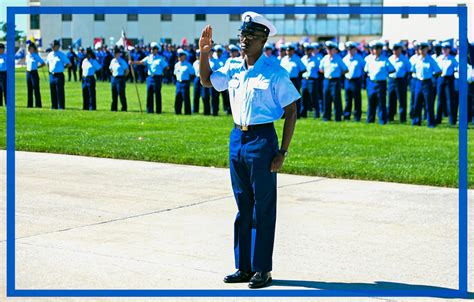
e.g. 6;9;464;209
1;0;28;34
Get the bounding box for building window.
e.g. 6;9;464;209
316;4;327;19
94;14;105;21
195;14;206;21
285;5;295;20
350;3;361;19
62;14;72;22
229;14;241;21
401;13;409;19
428;5;436;18
161;14;172;21
61;38;72;49
127;14;138;21
30;14;40;29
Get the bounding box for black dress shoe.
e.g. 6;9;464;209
248;271;272;288
223;270;255;283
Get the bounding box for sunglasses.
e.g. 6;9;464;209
238;33;267;41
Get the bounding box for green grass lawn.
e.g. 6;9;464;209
0;67;472;188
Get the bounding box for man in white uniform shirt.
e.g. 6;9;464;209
199;12;300;289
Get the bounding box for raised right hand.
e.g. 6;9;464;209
199;25;213;54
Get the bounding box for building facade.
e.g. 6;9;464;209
382;0;474;42
26;0;389;49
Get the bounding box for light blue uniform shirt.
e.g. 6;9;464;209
364;55;396;81
210;55;301;126
410;55;441;80
342;53;365;79
210;56;224;71
280;54;306;78
388;54;411;78
409;54;420;78
109;57;129;77
301;54;320;79
141;54;168;76
0;53;7;71
174;61;194;82
193;60;200;78
81;58;102;77
436;54;458;77
319;54;348;79
46;50;69;73
26;53;45;71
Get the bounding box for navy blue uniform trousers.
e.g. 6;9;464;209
82;75;97;110
26;70;42;108
194;77;212;115
49;72;65;109
388;77;408;123
366;79;387;124
344;77;362;121
146;75;163;113
323;78;343;121
302;77;320;118
111;76;127;111
412;79;436;127
436;75;457;125
229;125;278;273
175;80;191;115
0;71;5;106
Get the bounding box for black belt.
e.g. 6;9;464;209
326;77;340;81
234;122;273;132
27;70;38;73
371;79;386;83
50;71;63;75
178;80;190;83
348;77;361;80
308;77;318;80
0;71;6;74
442;75;455;79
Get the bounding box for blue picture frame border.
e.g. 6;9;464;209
5;5;469;298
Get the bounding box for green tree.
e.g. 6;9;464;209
0;21;25;41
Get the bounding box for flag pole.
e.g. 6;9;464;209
121;29;143;113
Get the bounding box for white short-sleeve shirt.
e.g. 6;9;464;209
210;54;301;126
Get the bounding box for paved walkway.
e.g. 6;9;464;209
0;151;472;301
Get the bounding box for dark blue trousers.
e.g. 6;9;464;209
302;77;320;118
193;76;201;113
412;79;435;127
111;76;127;111
366;79;387;124
409;76;417;119
323;78;343;121
344;77;362;121
211;88;220;116
49;72;65;109
388;77;408;123
469;83;474;125
0;71;5;106
26;70;42;108
229;125;278;273
82;76;97;110
290;77;302;118
175;80;191;115
146;75;163;113
436;76;457;125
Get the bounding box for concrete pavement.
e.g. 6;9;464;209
0;150;473;301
